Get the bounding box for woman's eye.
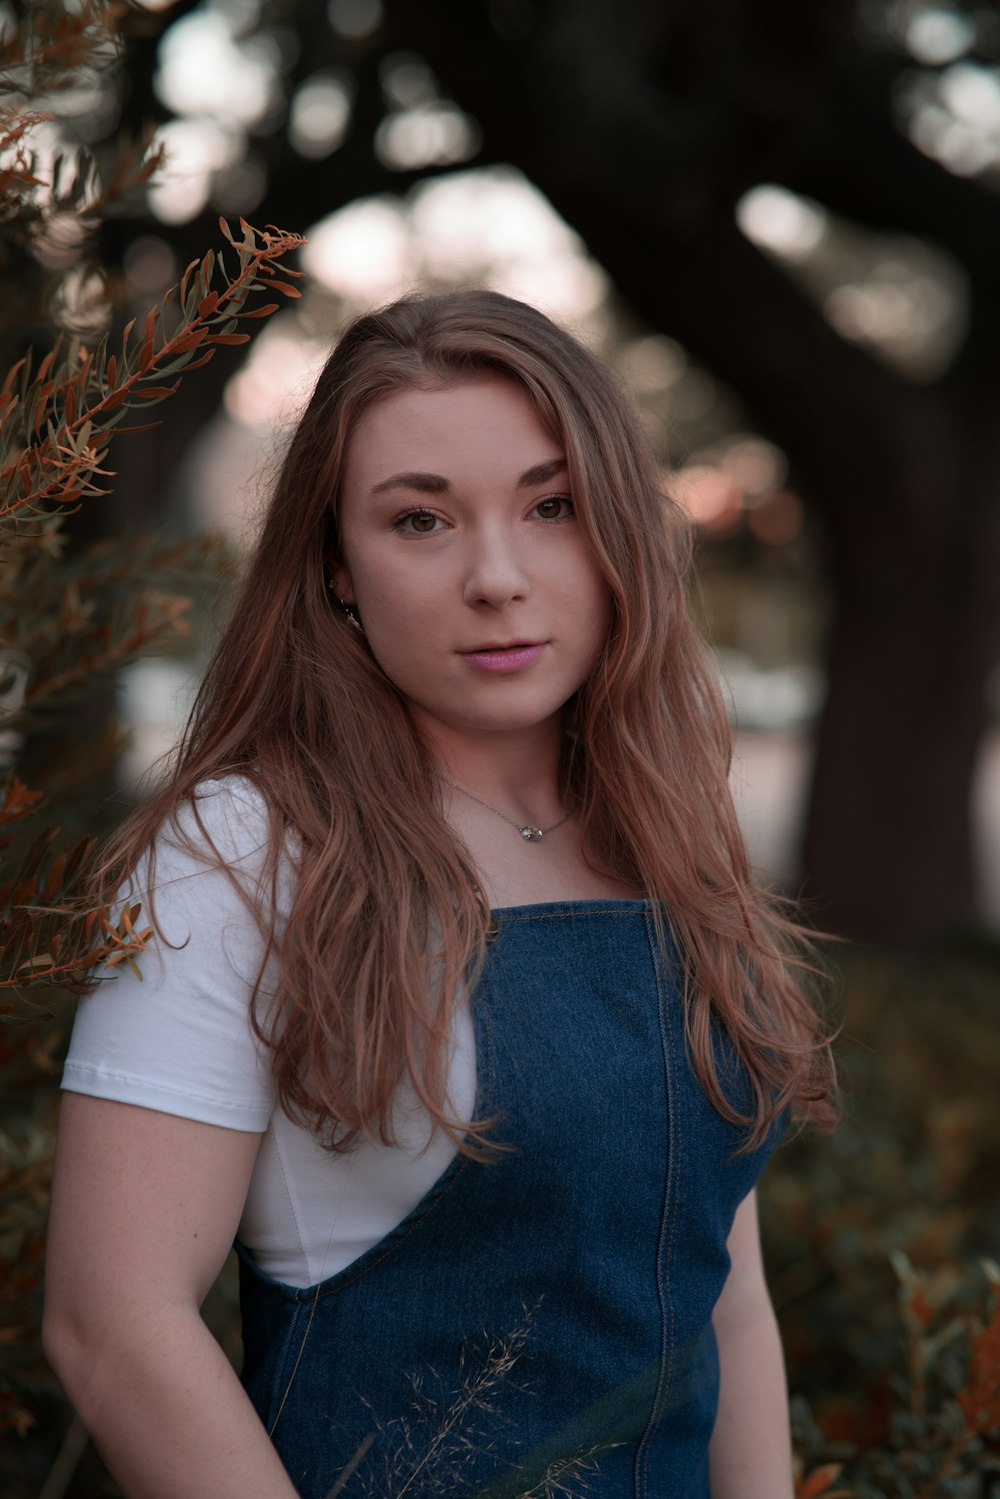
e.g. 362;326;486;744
533;495;574;520
393;510;443;535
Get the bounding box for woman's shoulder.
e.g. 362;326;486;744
65;771;281;1128
116;773;293;975
130;773;291;918
166;773;272;863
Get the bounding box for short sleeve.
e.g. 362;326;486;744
61;777;288;1132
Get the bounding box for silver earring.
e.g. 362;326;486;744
327;575;365;633
338;595;364;634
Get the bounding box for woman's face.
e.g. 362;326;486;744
333;376;612;751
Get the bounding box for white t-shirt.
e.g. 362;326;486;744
61;778;476;1289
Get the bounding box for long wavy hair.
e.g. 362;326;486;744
94;288;837;1157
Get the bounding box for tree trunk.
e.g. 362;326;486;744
801;499;1000;941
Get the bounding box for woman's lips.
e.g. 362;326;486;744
459;643;547;672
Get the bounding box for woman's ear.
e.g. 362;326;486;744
328;560;353;604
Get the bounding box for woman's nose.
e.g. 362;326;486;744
461;528;532;607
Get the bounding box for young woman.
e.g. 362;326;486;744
44;289;836;1499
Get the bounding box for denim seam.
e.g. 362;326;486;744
634;909;681;1499
300;1157;474;1300
266;1299;308;1437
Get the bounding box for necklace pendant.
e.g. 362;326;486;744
520;826;543;842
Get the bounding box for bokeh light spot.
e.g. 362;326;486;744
380;53;436;109
328;0;383;39
939;61;1000;129
154;10;279;129
224;325;329;430
904;7;975;66
375;104;480;171
736;185;827;261
300;197;412;299
299;168;607;320
147;118;242;225
720;437;787;499
289;73;353;158
671;465;742;535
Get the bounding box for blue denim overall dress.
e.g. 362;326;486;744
237;899;784;1499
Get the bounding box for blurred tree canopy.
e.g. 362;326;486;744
61;0;1000;942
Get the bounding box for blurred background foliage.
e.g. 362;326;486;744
1;0;999;1493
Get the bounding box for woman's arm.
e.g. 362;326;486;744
708;1187;794;1499
43;1093;300;1499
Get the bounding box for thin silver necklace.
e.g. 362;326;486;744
440;776;572;843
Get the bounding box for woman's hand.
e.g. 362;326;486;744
43;1094;300;1499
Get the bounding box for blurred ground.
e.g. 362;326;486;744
731;728;1000;928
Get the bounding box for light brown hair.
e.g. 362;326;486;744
94;289;836;1156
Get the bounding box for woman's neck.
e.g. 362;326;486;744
412;711;569;818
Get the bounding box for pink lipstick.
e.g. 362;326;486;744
459;643;547;672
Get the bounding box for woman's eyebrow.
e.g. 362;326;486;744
370;471;449;496
517;457;568;489
369;457;567;497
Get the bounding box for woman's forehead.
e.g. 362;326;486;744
342;378;566;492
